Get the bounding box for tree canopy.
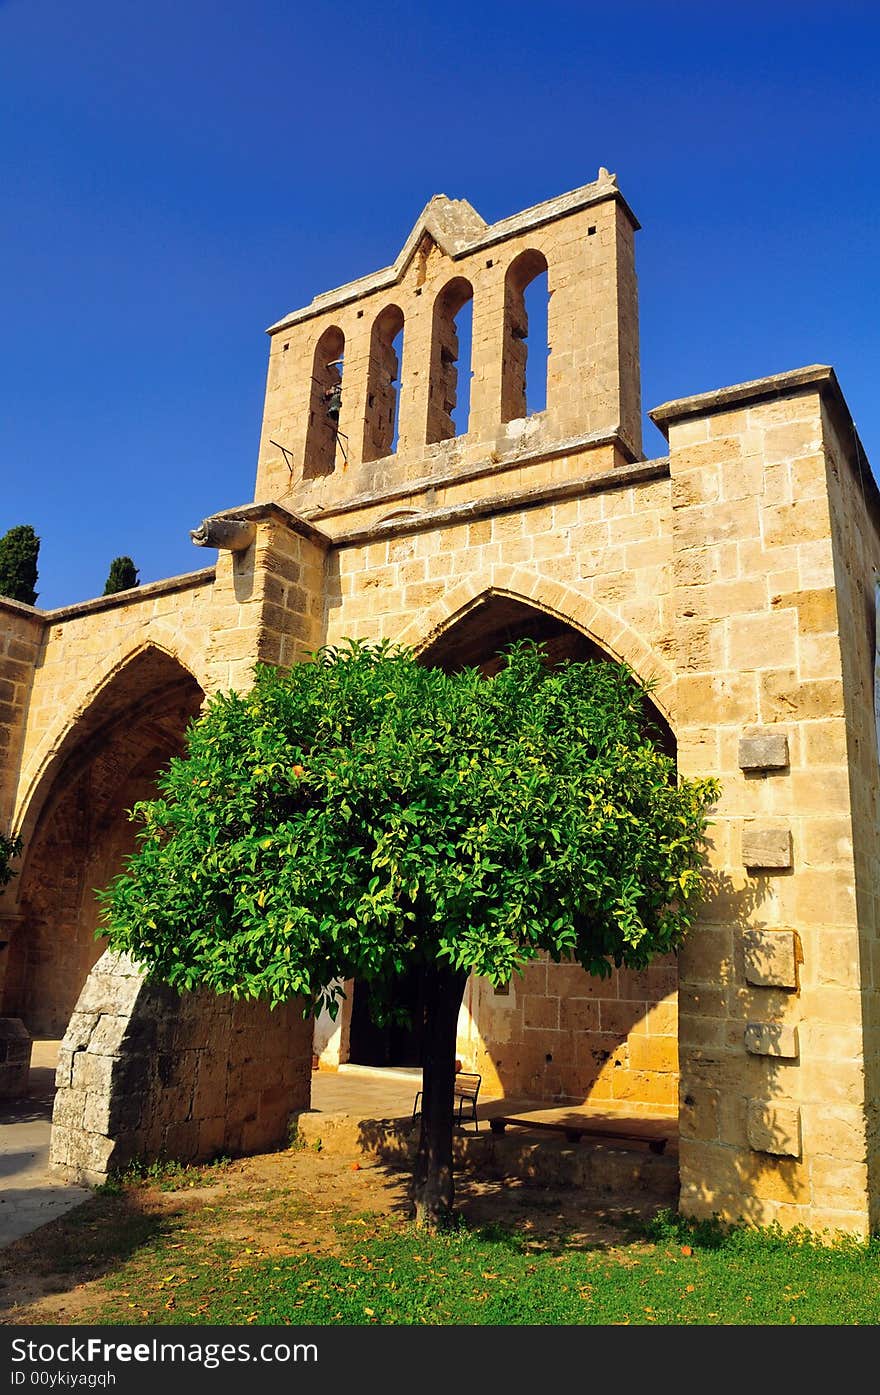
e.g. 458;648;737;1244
103;557;140;595
0;832;22;891
0;524;39;606
101;638;719;1223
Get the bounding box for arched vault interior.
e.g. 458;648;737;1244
4;647;204;1035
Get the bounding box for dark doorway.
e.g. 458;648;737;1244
348;966;426;1067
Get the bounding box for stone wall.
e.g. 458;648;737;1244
0;1017;32;1097
821;396;880;1232
12;569;216;833
457;957;678;1116
0;599;41;830
50;951;312;1186
655;367;874;1235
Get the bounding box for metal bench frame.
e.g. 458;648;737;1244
412;1072;481;1132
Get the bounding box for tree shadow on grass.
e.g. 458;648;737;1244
353;1114;678;1256
0;1188;183;1317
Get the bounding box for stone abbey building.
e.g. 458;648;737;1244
1;171;878;1236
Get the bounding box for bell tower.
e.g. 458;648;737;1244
253;171;642;530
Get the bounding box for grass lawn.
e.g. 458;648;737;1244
93;1211;880;1326
4;1151;879;1327
89;1175;880;1326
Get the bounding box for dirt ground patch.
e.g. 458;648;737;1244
0;1144;660;1326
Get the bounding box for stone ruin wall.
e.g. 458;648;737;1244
821;398;880;1231
51;951;312;1186
660;377;877;1235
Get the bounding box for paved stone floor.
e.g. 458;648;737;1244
0;1041;91;1248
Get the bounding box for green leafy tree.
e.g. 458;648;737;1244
101;639;718;1226
103;557;140;595
0;525;39;605
0;832;22;890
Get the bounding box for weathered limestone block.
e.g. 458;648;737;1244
738;731;790;771
71;1051;114;1093
0;1018;32;1097
747;1100;802;1157
82;1090;112;1135
87;1013;131;1056
744;1022;799;1058
742;928;799;989
50;949;313;1186
742;822;793;870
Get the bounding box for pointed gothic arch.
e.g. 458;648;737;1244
4;645;204;1034
394;566;675;725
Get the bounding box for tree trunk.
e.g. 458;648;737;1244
412;963;469;1228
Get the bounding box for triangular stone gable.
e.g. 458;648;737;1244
394;195;488;272
266;172;625;334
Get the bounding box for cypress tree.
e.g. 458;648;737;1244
0;525;39;605
103;557;140;595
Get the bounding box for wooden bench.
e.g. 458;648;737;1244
489;1113;667;1153
412;1072;482;1132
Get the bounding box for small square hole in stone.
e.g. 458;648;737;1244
588;225;597;235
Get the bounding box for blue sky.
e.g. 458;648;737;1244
2;0;878;609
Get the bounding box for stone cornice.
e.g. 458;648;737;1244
332;458;669;548
34;567;216;624
649;364;838;434
205;500;332;549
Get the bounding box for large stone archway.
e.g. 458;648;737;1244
6;640;314;1184
319;594;681;1126
3;645;205;1034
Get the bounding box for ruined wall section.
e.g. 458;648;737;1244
327;467;674;699
202;508;328;693
820;400;880;1231
457;955;678;1115
51;950;312;1185
13;511;330;840
13;570;216;832
659;369;870;1235
0;600;41;831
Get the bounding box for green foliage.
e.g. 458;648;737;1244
100;639;719;1019
103;556;140;595
0;523;39;605
0;832;22;890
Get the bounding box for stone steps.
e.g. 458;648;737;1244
292;1109;679;1207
